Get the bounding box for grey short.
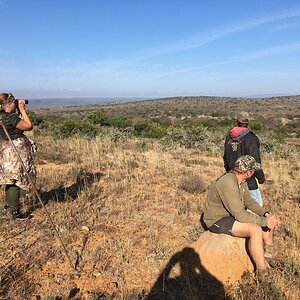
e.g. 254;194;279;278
208;216;235;236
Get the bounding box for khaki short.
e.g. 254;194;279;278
208;216;235;236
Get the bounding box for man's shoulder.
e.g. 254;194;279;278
216;172;237;187
241;130;259;140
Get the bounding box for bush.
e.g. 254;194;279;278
103;127;132;142
110;116;132;128
178;174;206;194
27;110;45;126
251;123;262;131
163;126;210;148
87;111;109;126
182;118;203;129
218;118;235;127
151;116;172;126
201;118;219;129
134;121;167;138
55;120;99;138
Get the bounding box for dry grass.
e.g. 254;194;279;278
0;131;299;299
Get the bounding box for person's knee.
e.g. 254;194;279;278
249;223;263;237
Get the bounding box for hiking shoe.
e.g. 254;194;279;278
264;244;273;259
3;204;9;212
264;245;278;268
256;267;272;283
11;210;30;221
265;257;279;269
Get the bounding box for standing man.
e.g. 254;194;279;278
223;111;265;206
203;155;280;280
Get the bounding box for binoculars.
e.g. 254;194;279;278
14;99;29;105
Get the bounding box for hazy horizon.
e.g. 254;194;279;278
27;93;299;109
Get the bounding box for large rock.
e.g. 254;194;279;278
147;231;254;299
147;245;227;299
190;231;254;285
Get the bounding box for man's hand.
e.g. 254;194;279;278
17;99;26;111
266;213;280;230
258;178;265;184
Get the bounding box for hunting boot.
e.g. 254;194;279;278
256;267;272;283
264;244;277;268
11;209;30;221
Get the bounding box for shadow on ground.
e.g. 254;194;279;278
23;172;104;211
40;171;104;203
146;247;227;300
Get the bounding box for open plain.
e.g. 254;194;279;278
0;96;299;299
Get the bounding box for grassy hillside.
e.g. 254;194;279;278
0;96;299;299
34;95;300;133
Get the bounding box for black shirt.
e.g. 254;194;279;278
0;112;26;140
223;129;265;190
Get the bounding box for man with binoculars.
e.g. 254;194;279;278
0;92;35;220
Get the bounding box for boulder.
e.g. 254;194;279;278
190;231;254;285
147;231;254;299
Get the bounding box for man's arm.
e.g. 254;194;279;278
223;136;230;171
217;179;267;226
247;135;265;183
243;184;267;215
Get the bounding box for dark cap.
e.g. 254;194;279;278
233;155;261;173
236;111;250;124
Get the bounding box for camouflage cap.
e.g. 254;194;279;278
233;155;261;173
2;93;15;105
236;111;250;124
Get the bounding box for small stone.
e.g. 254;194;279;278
81;226;90;232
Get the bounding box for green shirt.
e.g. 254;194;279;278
203;172;268;228
0;112;26;140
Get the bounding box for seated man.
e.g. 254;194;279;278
203;155;280;280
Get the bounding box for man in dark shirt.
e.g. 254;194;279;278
223;111;265;206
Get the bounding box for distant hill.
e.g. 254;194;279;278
28;97;151;109
31;95;300;135
33;95;300;119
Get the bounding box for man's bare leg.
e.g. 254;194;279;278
231;221;266;268
263;229;273;245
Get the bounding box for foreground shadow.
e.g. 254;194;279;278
40;171;104;204
147;247;226;300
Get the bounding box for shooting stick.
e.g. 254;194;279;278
0;120;75;270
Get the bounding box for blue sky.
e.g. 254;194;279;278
1;0;300;98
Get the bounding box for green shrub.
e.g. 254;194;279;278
251;122;262;131
27;110;45;126
87;111;109;125
134;121;167;138
55;120;99;137
110;116;132;128
182;118;203;128
218;118;235;127
133;121;148;134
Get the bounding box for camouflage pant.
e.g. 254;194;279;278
0;137;36;191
